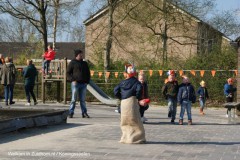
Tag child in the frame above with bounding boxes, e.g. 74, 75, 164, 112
138, 73, 150, 123
224, 78, 237, 117
177, 76, 196, 125
162, 70, 178, 123
114, 64, 146, 144
197, 80, 209, 115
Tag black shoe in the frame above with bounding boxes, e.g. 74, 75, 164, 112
85, 113, 90, 118
68, 114, 73, 118
171, 119, 175, 123
82, 113, 86, 118
5, 102, 8, 106
9, 101, 15, 105
168, 111, 172, 118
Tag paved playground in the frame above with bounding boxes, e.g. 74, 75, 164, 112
0, 103, 240, 160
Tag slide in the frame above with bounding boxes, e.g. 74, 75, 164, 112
87, 80, 118, 106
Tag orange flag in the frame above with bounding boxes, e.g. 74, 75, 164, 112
115, 72, 119, 78
98, 72, 102, 78
234, 70, 238, 76
190, 70, 196, 76
149, 70, 153, 77
200, 70, 205, 77
159, 70, 163, 76
179, 70, 183, 76
90, 70, 94, 77
211, 70, 216, 77
105, 72, 110, 78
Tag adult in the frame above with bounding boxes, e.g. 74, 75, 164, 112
224, 78, 237, 117
114, 64, 146, 144
162, 71, 178, 123
42, 44, 56, 74
67, 49, 90, 118
23, 59, 38, 106
0, 57, 16, 105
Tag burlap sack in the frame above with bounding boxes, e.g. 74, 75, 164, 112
119, 96, 146, 144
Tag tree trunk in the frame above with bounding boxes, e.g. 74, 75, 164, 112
40, 0, 48, 52
104, 0, 114, 82
53, 0, 60, 50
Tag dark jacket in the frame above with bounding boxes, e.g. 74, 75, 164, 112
162, 80, 178, 99
114, 77, 142, 100
67, 59, 90, 83
0, 62, 16, 85
177, 83, 196, 103
197, 87, 209, 100
23, 64, 37, 86
140, 82, 149, 100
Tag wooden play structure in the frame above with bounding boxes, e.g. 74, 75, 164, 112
40, 58, 68, 104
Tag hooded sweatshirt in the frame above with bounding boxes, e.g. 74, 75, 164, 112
114, 77, 142, 100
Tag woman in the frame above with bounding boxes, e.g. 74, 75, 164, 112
114, 64, 146, 144
0, 57, 16, 105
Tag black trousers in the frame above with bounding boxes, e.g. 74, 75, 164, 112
25, 85, 37, 103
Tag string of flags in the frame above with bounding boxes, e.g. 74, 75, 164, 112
90, 70, 238, 78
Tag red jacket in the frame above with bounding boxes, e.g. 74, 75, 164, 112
43, 49, 56, 60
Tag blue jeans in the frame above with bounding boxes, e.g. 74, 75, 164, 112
179, 100, 192, 120
42, 60, 51, 74
4, 85, 14, 103
168, 98, 177, 120
25, 85, 37, 103
199, 98, 205, 109
69, 82, 87, 115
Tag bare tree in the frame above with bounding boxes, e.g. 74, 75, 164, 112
207, 10, 240, 39
48, 0, 83, 48
0, 0, 49, 51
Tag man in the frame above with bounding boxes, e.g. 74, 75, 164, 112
67, 49, 90, 118
23, 59, 38, 106
162, 71, 178, 123
42, 45, 56, 74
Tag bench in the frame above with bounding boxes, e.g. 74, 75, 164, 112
223, 102, 240, 124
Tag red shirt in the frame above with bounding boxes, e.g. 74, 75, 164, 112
43, 49, 56, 60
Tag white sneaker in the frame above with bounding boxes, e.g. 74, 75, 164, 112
141, 117, 145, 123
25, 103, 31, 106
225, 114, 229, 118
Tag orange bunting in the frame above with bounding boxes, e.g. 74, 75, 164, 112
98, 72, 102, 78
149, 70, 153, 77
115, 72, 119, 78
105, 72, 110, 78
234, 70, 238, 76
159, 70, 163, 76
90, 70, 94, 77
200, 70, 205, 77
190, 70, 196, 76
179, 70, 183, 76
211, 70, 216, 77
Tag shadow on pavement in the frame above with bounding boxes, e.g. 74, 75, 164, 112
0, 123, 90, 144
146, 141, 240, 145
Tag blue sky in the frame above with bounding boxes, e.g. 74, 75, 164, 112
216, 0, 240, 12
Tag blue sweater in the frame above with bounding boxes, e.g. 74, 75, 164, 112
114, 77, 142, 100
224, 83, 236, 96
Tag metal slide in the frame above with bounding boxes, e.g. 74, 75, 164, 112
87, 80, 118, 106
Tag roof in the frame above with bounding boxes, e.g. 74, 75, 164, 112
0, 42, 85, 60
83, 1, 231, 41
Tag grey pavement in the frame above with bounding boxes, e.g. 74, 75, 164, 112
0, 102, 240, 160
